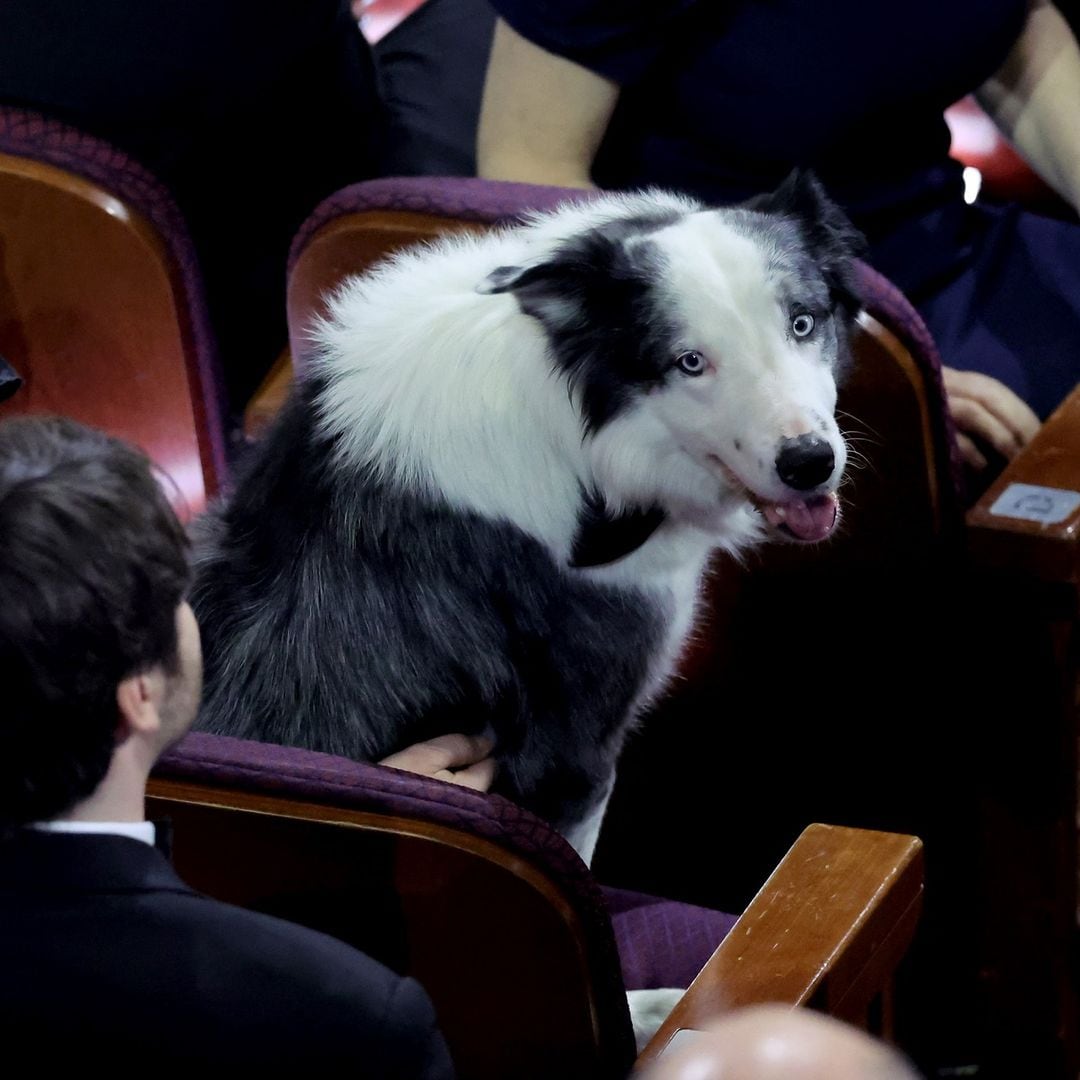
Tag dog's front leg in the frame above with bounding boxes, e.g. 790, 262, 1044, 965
558, 777, 615, 866
493, 722, 621, 867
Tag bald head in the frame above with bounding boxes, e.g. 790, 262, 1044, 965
641, 1006, 922, 1080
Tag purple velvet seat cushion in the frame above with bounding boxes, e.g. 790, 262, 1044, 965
287, 175, 594, 278
0, 106, 228, 483
156, 734, 737, 995
157, 732, 601, 900
601, 885, 739, 991
852, 260, 964, 497
156, 731, 639, 1056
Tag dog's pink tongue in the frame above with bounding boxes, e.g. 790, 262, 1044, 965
762, 492, 839, 542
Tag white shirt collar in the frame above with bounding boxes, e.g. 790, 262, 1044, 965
30, 820, 157, 846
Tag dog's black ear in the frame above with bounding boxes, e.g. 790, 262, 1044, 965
746, 169, 867, 315
477, 264, 540, 294
477, 259, 582, 330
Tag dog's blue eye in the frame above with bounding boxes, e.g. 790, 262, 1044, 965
675, 350, 705, 376
792, 313, 815, 338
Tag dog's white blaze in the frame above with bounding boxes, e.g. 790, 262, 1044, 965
584, 211, 845, 565
643, 213, 847, 501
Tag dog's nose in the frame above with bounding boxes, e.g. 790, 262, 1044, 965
775, 434, 835, 491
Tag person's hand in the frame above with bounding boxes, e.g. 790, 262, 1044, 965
379, 733, 497, 792
942, 367, 1040, 470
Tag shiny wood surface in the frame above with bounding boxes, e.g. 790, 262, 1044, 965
636, 824, 924, 1068
967, 382, 1080, 581
0, 152, 218, 517
243, 344, 293, 442
286, 209, 483, 368
963, 381, 1080, 1073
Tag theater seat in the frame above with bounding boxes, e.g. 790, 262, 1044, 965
148, 732, 924, 1079
0, 107, 228, 518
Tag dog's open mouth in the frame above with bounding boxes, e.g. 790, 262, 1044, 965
715, 460, 840, 542
756, 492, 839, 542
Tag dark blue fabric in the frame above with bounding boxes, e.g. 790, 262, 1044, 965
490, 0, 1026, 228
488, 0, 1080, 421
601, 884, 739, 991
903, 202, 1080, 421
0, 830, 455, 1073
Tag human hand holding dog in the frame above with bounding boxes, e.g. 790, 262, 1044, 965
380, 733, 497, 792
942, 367, 1041, 471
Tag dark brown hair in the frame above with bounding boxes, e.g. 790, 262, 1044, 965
0, 416, 190, 824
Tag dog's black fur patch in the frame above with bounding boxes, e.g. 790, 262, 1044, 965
570, 492, 666, 568
191, 375, 665, 832
192, 180, 860, 844
742, 169, 867, 315
484, 209, 685, 432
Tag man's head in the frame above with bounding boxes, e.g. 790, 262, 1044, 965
0, 416, 199, 826
642, 1005, 923, 1080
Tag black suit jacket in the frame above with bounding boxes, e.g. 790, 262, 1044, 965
0, 830, 454, 1074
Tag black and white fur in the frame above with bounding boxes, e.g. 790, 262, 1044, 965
191, 171, 863, 864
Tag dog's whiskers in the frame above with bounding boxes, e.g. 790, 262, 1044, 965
842, 446, 872, 473
835, 407, 881, 439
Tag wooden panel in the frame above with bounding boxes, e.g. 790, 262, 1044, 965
0, 153, 215, 517
243, 345, 293, 442
147, 777, 924, 1077
636, 824, 924, 1068
967, 382, 1080, 582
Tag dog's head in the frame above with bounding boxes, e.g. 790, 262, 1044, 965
480, 171, 864, 547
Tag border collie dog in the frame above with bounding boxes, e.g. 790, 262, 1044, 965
191, 171, 862, 863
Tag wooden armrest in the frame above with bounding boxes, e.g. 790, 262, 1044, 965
242, 347, 295, 443
635, 824, 924, 1069
967, 382, 1080, 582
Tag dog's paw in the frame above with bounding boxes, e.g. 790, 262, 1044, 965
627, 987, 685, 1053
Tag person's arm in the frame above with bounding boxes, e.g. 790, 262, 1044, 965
476, 17, 618, 187
476, 12, 1042, 471
938, 0, 1075, 468
976, 0, 1080, 212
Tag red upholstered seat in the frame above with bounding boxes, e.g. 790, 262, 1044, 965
0, 107, 228, 518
